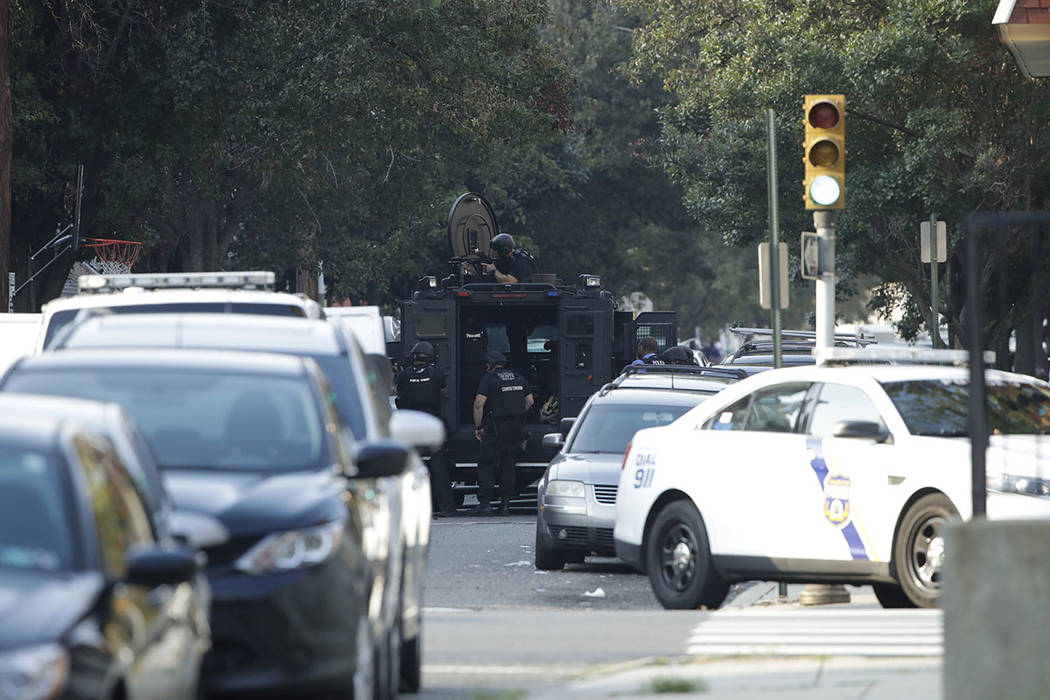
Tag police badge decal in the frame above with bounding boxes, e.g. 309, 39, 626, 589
822, 474, 852, 527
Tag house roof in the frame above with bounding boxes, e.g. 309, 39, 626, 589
995, 0, 1050, 78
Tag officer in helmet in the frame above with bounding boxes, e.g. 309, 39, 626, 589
470, 351, 534, 516
395, 341, 457, 517
480, 233, 535, 284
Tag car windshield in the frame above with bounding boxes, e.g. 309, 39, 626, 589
43, 302, 307, 349
0, 448, 75, 572
3, 369, 327, 471
882, 378, 1050, 436
568, 403, 694, 454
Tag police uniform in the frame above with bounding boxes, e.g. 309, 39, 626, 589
474, 359, 531, 514
494, 251, 535, 284
395, 348, 457, 516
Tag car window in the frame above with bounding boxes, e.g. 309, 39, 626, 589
0, 447, 76, 572
313, 355, 369, 438
4, 368, 328, 472
882, 378, 1050, 436
808, 383, 885, 437
74, 434, 154, 577
568, 403, 695, 454
704, 395, 751, 430
743, 383, 809, 433
43, 302, 307, 349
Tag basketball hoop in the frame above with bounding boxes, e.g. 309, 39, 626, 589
81, 237, 143, 275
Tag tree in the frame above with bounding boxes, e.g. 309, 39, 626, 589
620, 0, 1050, 364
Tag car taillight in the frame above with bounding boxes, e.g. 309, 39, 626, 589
621, 442, 632, 471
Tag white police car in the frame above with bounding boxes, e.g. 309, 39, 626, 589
614, 362, 1050, 609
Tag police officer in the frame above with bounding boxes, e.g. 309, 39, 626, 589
622, 336, 664, 373
395, 342, 457, 517
660, 345, 695, 365
480, 233, 534, 284
470, 351, 534, 516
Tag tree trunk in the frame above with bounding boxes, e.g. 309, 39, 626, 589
0, 0, 10, 312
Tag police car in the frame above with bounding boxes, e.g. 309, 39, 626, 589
614, 360, 1050, 610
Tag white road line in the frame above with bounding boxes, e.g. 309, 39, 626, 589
685, 608, 943, 658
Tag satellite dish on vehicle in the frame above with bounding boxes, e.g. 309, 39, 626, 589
447, 192, 499, 258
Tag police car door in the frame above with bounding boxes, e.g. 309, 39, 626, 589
701, 381, 813, 560
796, 381, 896, 564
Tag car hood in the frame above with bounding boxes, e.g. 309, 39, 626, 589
548, 453, 624, 487
0, 569, 104, 648
163, 468, 348, 539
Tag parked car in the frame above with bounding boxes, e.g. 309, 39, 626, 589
0, 395, 209, 700
0, 313, 41, 374
614, 363, 1050, 610
52, 311, 443, 692
535, 366, 744, 570
36, 271, 324, 352
0, 349, 408, 698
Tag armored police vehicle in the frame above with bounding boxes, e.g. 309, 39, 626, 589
397, 193, 677, 493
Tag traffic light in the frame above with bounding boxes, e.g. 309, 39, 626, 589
802, 94, 845, 210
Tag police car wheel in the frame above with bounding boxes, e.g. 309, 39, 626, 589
894, 493, 958, 608
534, 520, 565, 571
646, 501, 728, 610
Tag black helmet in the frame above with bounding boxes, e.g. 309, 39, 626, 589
484, 350, 507, 366
410, 341, 435, 360
490, 233, 515, 256
661, 345, 692, 365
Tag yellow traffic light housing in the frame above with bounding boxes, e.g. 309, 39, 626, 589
803, 94, 845, 210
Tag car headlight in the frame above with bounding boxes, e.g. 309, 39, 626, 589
235, 520, 344, 575
987, 473, 1050, 498
0, 644, 68, 700
545, 480, 585, 498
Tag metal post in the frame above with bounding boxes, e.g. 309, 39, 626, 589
766, 109, 787, 601
930, 212, 940, 349
802, 207, 849, 606
813, 211, 837, 349
766, 110, 783, 370
965, 220, 987, 518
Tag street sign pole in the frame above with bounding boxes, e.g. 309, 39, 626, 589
766, 110, 783, 371
930, 212, 939, 348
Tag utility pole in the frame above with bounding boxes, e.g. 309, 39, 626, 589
814, 211, 837, 349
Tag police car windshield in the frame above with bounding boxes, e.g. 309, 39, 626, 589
568, 403, 693, 454
2, 368, 328, 472
882, 378, 1050, 436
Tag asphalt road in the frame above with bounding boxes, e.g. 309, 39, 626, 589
418, 513, 746, 698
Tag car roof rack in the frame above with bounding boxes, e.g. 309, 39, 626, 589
598, 364, 748, 395
814, 347, 997, 366
729, 326, 878, 347
77, 271, 276, 294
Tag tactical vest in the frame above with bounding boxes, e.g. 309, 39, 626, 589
642, 354, 666, 365
488, 368, 527, 420
396, 364, 442, 416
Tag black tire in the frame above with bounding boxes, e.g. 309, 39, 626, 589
893, 493, 958, 608
645, 500, 728, 610
399, 632, 421, 694
534, 519, 565, 571
872, 582, 915, 609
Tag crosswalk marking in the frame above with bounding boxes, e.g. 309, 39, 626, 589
685, 608, 943, 657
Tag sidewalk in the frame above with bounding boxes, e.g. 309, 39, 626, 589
534, 583, 942, 700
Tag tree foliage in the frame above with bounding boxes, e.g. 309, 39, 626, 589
11, 0, 572, 307
619, 0, 1050, 363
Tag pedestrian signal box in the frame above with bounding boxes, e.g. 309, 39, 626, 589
803, 94, 845, 210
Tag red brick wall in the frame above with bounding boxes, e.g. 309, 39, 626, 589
1011, 0, 1050, 24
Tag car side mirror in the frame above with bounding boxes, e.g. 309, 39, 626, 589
354, 440, 410, 478
390, 410, 445, 454
125, 544, 201, 586
542, 432, 564, 451
832, 420, 891, 444
559, 417, 576, 437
